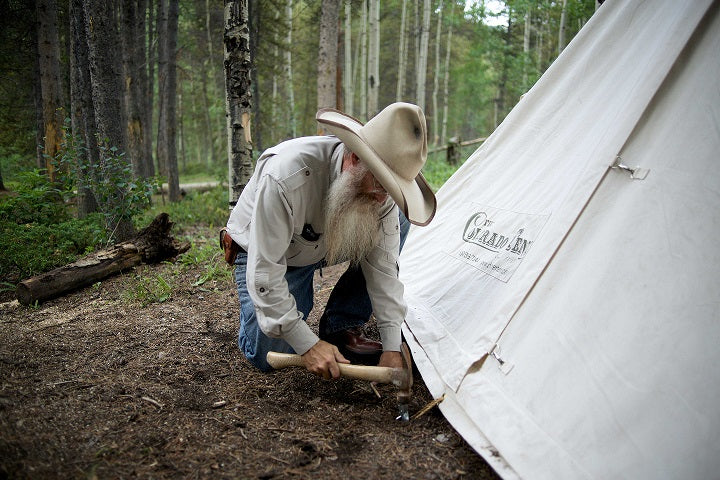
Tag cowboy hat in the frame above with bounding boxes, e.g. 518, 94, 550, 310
316, 102, 436, 226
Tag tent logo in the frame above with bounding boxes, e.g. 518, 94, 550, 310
462, 212, 533, 257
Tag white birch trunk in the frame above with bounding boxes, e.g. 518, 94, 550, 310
558, 0, 568, 54
367, 0, 380, 117
431, 0, 443, 145
416, 0, 431, 110
396, 0, 407, 101
360, 0, 368, 120
523, 8, 531, 88
440, 1, 454, 146
344, 0, 353, 115
285, 0, 296, 137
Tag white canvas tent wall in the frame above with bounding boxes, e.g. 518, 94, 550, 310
399, 0, 720, 478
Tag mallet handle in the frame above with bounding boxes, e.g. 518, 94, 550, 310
266, 352, 397, 384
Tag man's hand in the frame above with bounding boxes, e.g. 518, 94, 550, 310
302, 340, 350, 379
378, 351, 403, 369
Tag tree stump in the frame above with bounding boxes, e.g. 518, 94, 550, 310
446, 136, 461, 165
15, 213, 190, 306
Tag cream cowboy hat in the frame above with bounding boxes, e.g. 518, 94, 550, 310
316, 102, 437, 226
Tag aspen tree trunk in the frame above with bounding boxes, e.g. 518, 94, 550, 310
69, 0, 98, 217
344, 0, 353, 116
558, 0, 568, 54
36, 0, 63, 182
285, 0, 296, 137
359, 0, 367, 120
271, 8, 279, 140
224, 0, 253, 206
440, 1, 453, 146
367, 0, 379, 117
396, 0, 407, 101
416, 0, 430, 110
157, 0, 180, 202
431, 0, 443, 145
523, 7, 531, 89
317, 0, 339, 118
145, 0, 156, 177
83, 0, 134, 241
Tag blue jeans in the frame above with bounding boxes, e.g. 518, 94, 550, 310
235, 211, 410, 371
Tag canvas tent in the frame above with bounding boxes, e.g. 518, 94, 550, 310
399, 0, 720, 478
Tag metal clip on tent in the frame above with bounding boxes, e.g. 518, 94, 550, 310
612, 156, 649, 180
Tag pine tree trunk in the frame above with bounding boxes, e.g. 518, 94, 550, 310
396, 0, 407, 102
157, 0, 180, 202
343, 0, 353, 116
224, 0, 253, 206
36, 0, 63, 182
69, 0, 99, 217
83, 0, 135, 242
121, 0, 149, 180
416, 0, 430, 110
431, 0, 443, 145
145, 0, 156, 177
317, 0, 339, 116
367, 0, 379, 117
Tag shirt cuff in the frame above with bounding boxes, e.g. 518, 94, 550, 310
379, 325, 402, 352
282, 320, 320, 355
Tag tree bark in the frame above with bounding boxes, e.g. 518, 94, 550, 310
558, 0, 568, 54
367, 0, 379, 116
439, 1, 453, 146
431, 0, 443, 145
36, 0, 63, 182
16, 213, 190, 306
83, 0, 135, 242
317, 0, 339, 117
416, 0, 430, 110
121, 0, 150, 179
224, 0, 253, 206
69, 0, 99, 217
395, 0, 407, 102
285, 0, 296, 138
156, 0, 180, 201
359, 0, 367, 120
343, 0, 353, 116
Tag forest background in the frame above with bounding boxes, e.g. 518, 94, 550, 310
0, 0, 597, 286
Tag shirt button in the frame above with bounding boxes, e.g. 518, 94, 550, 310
259, 287, 265, 293
305, 170, 310, 176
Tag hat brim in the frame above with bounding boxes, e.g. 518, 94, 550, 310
317, 109, 436, 226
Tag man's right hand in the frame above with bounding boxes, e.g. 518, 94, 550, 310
301, 340, 349, 379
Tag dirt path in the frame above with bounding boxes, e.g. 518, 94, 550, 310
0, 230, 499, 479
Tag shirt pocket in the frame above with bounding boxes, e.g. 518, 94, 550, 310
254, 271, 271, 298
286, 233, 325, 266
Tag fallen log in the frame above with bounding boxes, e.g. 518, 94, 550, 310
15, 213, 190, 306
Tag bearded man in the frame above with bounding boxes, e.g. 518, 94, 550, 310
223, 103, 436, 379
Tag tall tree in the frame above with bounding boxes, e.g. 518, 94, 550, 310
83, 0, 134, 241
36, 0, 63, 182
416, 0, 430, 110
395, 0, 408, 101
343, 0, 353, 116
121, 0, 152, 179
367, 0, 379, 116
431, 0, 444, 145
224, 0, 253, 206
359, 0, 367, 120
157, 0, 180, 201
558, 0, 568, 54
439, 0, 454, 146
69, 0, 98, 217
317, 0, 339, 118
285, 0, 296, 137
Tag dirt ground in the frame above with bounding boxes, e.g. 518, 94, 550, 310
0, 227, 500, 479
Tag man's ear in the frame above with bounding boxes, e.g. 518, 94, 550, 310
341, 150, 361, 171
349, 152, 361, 166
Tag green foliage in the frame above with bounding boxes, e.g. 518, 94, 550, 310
124, 273, 174, 306
54, 126, 159, 243
135, 185, 229, 233
0, 169, 69, 224
0, 213, 107, 283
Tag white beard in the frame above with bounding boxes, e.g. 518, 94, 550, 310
324, 164, 381, 267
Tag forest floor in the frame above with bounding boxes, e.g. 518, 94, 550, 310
0, 226, 500, 479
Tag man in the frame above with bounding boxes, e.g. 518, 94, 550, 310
223, 102, 436, 379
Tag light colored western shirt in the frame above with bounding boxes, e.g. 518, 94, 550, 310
226, 135, 406, 355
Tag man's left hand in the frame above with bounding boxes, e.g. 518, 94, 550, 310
378, 351, 403, 369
